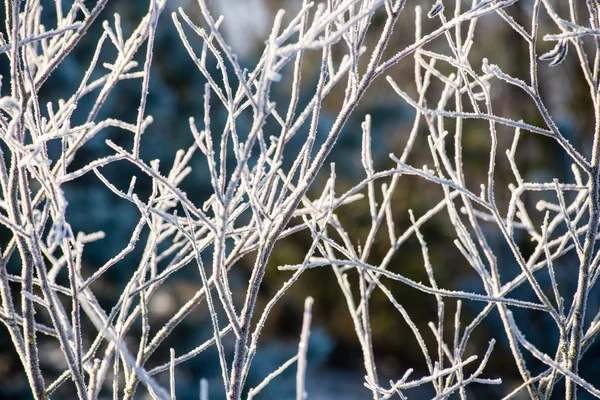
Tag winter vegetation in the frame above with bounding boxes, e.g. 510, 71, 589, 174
1, 0, 600, 399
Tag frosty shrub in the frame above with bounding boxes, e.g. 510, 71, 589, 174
1, 0, 599, 399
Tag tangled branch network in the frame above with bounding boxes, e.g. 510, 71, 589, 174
0, 0, 599, 398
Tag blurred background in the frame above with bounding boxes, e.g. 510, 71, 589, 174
1, 0, 599, 398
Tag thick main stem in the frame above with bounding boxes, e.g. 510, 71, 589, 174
565, 91, 600, 399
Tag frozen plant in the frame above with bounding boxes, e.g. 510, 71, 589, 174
0, 0, 599, 399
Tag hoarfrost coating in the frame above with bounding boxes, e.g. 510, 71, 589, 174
0, 0, 599, 399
